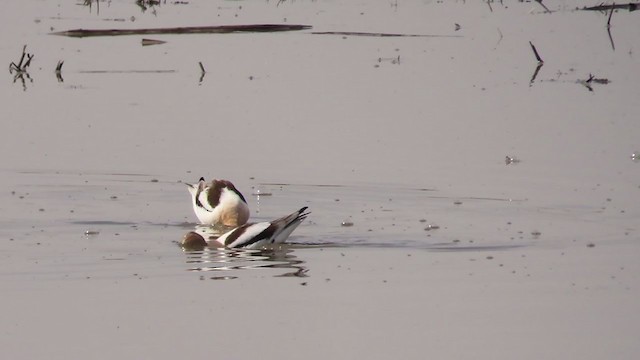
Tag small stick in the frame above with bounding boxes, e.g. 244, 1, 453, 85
17, 45, 27, 68
529, 41, 544, 64
198, 62, 206, 83
10, 45, 33, 73
55, 60, 64, 82
607, 2, 615, 29
535, 0, 551, 13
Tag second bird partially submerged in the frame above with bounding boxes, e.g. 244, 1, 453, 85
184, 177, 309, 249
182, 206, 310, 249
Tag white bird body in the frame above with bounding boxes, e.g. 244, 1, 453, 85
181, 207, 310, 249
186, 178, 250, 227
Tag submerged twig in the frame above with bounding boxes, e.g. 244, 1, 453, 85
52, 24, 311, 38
529, 41, 544, 64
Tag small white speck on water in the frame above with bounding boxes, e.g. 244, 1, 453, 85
505, 155, 521, 165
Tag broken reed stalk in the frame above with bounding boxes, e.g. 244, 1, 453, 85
535, 0, 551, 13
198, 62, 206, 74
9, 45, 34, 73
55, 61, 64, 83
52, 24, 311, 38
581, 2, 637, 12
529, 41, 544, 64
607, 2, 615, 28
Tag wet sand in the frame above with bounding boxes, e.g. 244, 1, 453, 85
1, 0, 640, 359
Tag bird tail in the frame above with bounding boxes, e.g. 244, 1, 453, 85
273, 207, 310, 244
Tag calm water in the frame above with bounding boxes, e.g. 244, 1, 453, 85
1, 2, 639, 359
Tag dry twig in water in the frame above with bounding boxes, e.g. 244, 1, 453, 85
9, 45, 34, 73
535, 0, 551, 13
52, 24, 311, 38
529, 41, 544, 64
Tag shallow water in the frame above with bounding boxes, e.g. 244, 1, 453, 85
2, 1, 640, 359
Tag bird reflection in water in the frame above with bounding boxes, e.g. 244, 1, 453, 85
180, 229, 308, 279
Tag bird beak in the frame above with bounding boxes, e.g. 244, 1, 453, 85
186, 182, 197, 196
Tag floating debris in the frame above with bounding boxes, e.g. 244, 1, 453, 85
210, 276, 238, 280
529, 41, 544, 64
52, 24, 312, 38
424, 224, 440, 231
141, 38, 166, 46
9, 45, 34, 73
84, 230, 100, 236
581, 3, 638, 12
587, 243, 596, 248
579, 74, 611, 92
55, 60, 64, 82
505, 155, 521, 165
341, 221, 354, 227
535, 0, 551, 13
631, 152, 639, 162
